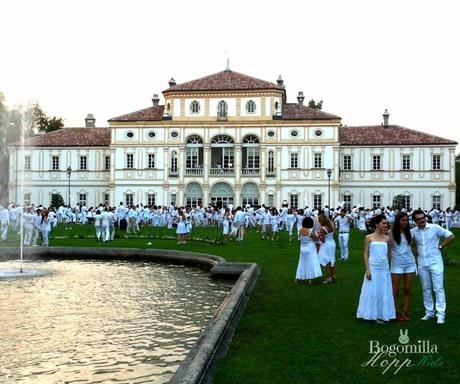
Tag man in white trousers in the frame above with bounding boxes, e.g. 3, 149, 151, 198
0, 205, 9, 241
334, 209, 353, 261
411, 210, 455, 325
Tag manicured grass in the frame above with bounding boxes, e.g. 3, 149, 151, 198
2, 225, 459, 384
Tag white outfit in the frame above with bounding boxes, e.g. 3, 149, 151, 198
295, 228, 322, 280
317, 227, 336, 267
176, 216, 188, 234
0, 208, 9, 241
334, 215, 351, 260
390, 233, 417, 274
356, 242, 396, 321
357, 212, 367, 232
411, 224, 453, 319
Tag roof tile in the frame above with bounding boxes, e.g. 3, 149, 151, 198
109, 105, 164, 122
15, 128, 111, 147
281, 103, 341, 120
339, 125, 457, 145
164, 70, 283, 92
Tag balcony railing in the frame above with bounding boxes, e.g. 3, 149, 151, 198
266, 168, 276, 177
169, 169, 179, 177
242, 168, 260, 176
210, 168, 235, 176
185, 168, 203, 176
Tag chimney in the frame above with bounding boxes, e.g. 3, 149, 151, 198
277, 75, 284, 87
85, 113, 95, 128
382, 109, 390, 127
297, 91, 305, 105
152, 94, 160, 107
168, 77, 176, 87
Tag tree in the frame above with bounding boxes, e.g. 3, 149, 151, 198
0, 94, 35, 204
392, 194, 406, 211
33, 103, 64, 133
456, 154, 460, 209
51, 193, 65, 209
308, 99, 323, 110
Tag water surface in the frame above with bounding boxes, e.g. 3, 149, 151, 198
0, 259, 232, 383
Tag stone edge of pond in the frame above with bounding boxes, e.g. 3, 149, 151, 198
0, 246, 260, 384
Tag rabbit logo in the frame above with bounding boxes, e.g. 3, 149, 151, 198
398, 329, 409, 344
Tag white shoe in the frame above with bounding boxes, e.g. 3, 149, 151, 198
437, 317, 445, 325
421, 314, 435, 321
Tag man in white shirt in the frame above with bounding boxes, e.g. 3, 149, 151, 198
411, 210, 455, 324
334, 209, 353, 261
234, 206, 247, 241
0, 205, 9, 241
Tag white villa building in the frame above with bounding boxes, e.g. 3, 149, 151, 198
8, 69, 458, 210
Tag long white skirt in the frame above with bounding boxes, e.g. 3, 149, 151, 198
296, 244, 322, 280
356, 267, 396, 321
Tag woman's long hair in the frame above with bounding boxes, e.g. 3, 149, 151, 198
392, 212, 412, 245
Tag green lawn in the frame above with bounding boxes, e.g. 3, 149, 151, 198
2, 224, 459, 384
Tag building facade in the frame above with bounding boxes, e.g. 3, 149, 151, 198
9, 70, 458, 210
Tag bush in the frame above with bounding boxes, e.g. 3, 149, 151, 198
50, 193, 65, 209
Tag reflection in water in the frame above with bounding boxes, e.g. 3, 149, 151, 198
0, 260, 232, 383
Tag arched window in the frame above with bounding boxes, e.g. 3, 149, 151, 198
242, 182, 259, 206
170, 151, 178, 173
313, 192, 322, 210
246, 100, 256, 113
211, 135, 234, 144
242, 135, 259, 144
186, 135, 203, 169
242, 135, 260, 170
268, 151, 275, 173
217, 100, 228, 120
190, 100, 200, 114
185, 182, 203, 207
186, 135, 203, 144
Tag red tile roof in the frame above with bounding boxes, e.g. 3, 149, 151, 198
109, 105, 164, 122
13, 128, 111, 147
164, 70, 284, 92
339, 125, 457, 145
281, 103, 341, 120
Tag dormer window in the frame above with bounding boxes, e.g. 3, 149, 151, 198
246, 100, 256, 113
217, 100, 228, 120
190, 100, 200, 114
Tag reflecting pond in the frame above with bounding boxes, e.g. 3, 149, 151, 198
0, 259, 232, 383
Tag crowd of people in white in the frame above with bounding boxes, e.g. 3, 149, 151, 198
1, 202, 459, 246
0, 201, 457, 324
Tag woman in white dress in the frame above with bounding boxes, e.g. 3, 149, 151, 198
357, 214, 395, 323
295, 217, 322, 284
270, 207, 280, 241
390, 212, 416, 321
286, 209, 296, 242
357, 209, 367, 232
176, 208, 188, 244
222, 208, 232, 239
317, 213, 336, 284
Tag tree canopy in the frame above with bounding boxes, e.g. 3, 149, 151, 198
33, 103, 64, 133
308, 99, 323, 110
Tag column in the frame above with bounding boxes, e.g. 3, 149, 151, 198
235, 144, 242, 184
163, 149, 169, 182
276, 146, 282, 182
178, 147, 185, 183
204, 146, 210, 183
260, 145, 266, 182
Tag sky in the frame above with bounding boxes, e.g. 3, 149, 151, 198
1, 0, 459, 152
